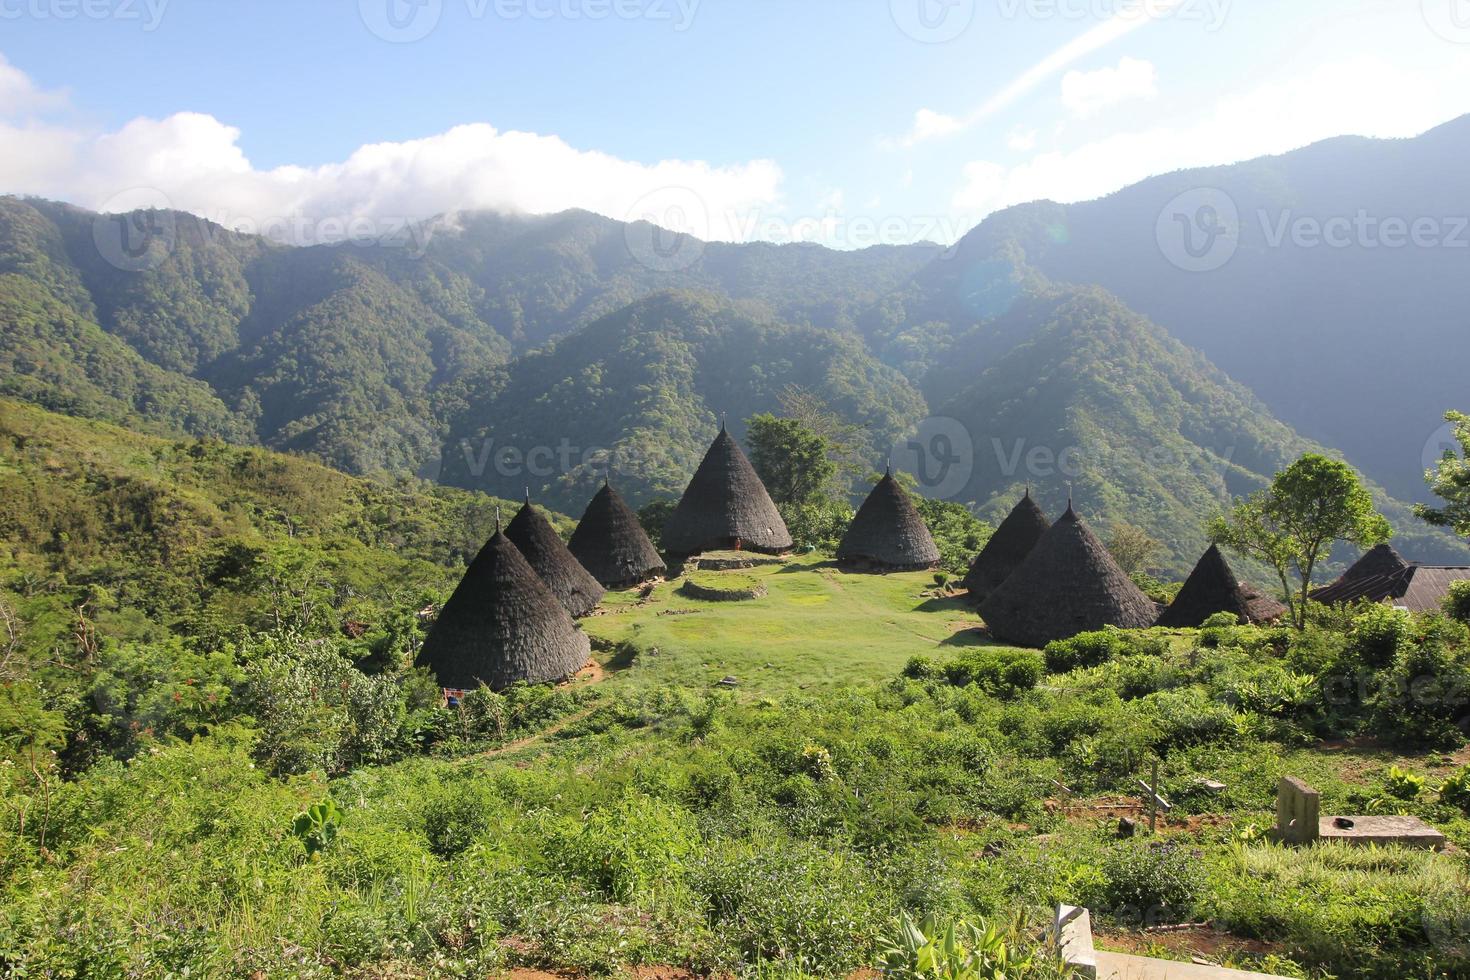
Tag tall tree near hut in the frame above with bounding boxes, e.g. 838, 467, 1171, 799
1211, 454, 1391, 628
1417, 410, 1470, 537
746, 413, 838, 507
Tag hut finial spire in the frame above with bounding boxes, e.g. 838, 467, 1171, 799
495, 505, 502, 532
525, 486, 531, 505
719, 412, 726, 434
885, 457, 892, 477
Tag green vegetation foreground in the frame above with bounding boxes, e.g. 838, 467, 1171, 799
4, 400, 1470, 978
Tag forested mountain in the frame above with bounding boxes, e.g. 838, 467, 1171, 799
4, 118, 1470, 575
968, 114, 1470, 501
439, 290, 929, 512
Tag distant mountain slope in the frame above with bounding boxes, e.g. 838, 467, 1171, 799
0, 197, 935, 479
932, 284, 1467, 569
967, 114, 1470, 500
440, 291, 929, 513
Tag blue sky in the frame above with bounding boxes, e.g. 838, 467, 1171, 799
3, 0, 1469, 246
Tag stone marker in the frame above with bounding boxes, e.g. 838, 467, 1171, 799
1275, 776, 1446, 850
1274, 776, 1320, 845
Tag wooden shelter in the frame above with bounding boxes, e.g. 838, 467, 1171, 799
1156, 544, 1287, 627
961, 490, 1050, 603
979, 504, 1157, 648
662, 424, 792, 557
836, 467, 940, 571
416, 527, 590, 692
568, 480, 667, 589
504, 494, 605, 618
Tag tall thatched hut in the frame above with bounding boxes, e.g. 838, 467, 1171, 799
568, 481, 667, 589
663, 425, 792, 557
978, 504, 1157, 648
961, 490, 1050, 603
416, 527, 590, 692
836, 468, 940, 571
1157, 544, 1287, 627
505, 495, 605, 618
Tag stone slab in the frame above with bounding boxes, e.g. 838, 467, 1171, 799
1055, 904, 1097, 978
1318, 814, 1447, 850
1096, 952, 1292, 979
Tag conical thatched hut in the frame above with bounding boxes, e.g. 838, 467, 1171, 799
663, 425, 793, 557
961, 490, 1050, 603
1157, 544, 1287, 627
505, 495, 605, 618
1323, 543, 1411, 591
836, 467, 940, 571
568, 481, 667, 589
416, 528, 590, 692
978, 504, 1158, 648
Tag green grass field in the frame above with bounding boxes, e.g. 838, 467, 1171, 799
583, 555, 1006, 693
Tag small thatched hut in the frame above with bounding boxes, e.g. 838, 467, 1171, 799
1157, 544, 1287, 627
961, 490, 1050, 603
978, 504, 1157, 648
505, 495, 605, 618
568, 481, 667, 589
416, 527, 590, 692
836, 467, 940, 571
663, 424, 793, 557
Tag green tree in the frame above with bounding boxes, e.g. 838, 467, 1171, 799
746, 413, 838, 507
1106, 522, 1162, 576
1417, 410, 1470, 537
1211, 454, 1391, 628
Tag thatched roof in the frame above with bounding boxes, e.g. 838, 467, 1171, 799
505, 495, 605, 618
416, 528, 590, 691
663, 425, 792, 556
1311, 543, 1470, 612
978, 504, 1158, 648
836, 468, 940, 571
962, 490, 1050, 602
1330, 543, 1411, 588
568, 481, 667, 589
1157, 544, 1287, 627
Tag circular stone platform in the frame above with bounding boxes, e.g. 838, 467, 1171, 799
679, 571, 768, 601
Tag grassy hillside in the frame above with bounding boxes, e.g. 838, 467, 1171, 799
4, 402, 1470, 979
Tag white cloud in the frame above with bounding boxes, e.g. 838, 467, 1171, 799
1006, 128, 1039, 152
953, 56, 1470, 217
0, 62, 782, 244
893, 0, 1190, 147
1061, 56, 1158, 117
0, 54, 69, 116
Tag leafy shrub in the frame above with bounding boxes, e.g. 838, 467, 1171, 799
291, 797, 342, 859
1201, 612, 1242, 629
943, 650, 1044, 697
693, 838, 889, 972
422, 779, 501, 858
876, 912, 1063, 980
903, 655, 942, 681
1095, 842, 1204, 925
1350, 605, 1413, 668
1444, 581, 1470, 624
1383, 765, 1425, 801
1372, 625, 1470, 749
552, 796, 698, 901
1440, 766, 1470, 812
1044, 631, 1125, 673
